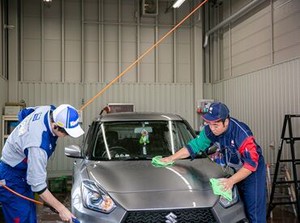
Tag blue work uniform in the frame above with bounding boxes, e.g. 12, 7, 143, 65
0, 105, 57, 223
186, 118, 266, 223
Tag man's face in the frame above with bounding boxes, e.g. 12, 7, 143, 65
52, 124, 69, 137
207, 119, 228, 136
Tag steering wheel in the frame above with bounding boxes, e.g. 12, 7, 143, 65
102, 146, 130, 158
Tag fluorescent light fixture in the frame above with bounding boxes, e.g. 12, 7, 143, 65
172, 0, 186, 8
43, 0, 52, 2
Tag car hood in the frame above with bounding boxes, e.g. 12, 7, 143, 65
85, 158, 227, 210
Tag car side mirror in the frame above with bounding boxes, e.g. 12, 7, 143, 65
65, 145, 83, 158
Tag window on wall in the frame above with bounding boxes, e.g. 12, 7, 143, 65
1, 0, 8, 79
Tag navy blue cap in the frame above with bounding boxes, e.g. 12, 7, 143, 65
202, 102, 230, 122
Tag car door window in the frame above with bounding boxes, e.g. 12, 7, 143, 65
83, 122, 100, 158
172, 121, 195, 152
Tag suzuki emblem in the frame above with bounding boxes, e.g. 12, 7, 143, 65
165, 212, 177, 223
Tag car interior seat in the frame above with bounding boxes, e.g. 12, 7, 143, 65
105, 131, 119, 148
94, 131, 118, 158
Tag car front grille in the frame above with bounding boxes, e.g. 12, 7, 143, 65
123, 208, 217, 223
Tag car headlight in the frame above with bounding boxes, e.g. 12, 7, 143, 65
219, 186, 239, 208
81, 180, 116, 213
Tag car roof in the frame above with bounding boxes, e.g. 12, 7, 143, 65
95, 112, 184, 122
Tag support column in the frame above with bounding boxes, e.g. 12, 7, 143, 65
8, 0, 19, 102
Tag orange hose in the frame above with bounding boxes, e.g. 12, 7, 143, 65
79, 0, 208, 112
0, 182, 43, 205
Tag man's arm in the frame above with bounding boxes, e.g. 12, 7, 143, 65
161, 128, 212, 162
161, 147, 190, 162
39, 189, 75, 221
27, 147, 74, 222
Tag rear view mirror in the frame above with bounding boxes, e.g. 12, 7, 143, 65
134, 127, 153, 134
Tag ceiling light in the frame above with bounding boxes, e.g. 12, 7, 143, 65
172, 0, 186, 8
43, 0, 52, 2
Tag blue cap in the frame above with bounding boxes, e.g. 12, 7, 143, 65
202, 102, 229, 122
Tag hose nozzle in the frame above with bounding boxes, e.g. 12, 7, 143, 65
0, 179, 6, 186
72, 218, 80, 223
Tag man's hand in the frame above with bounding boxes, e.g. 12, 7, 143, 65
219, 178, 234, 191
57, 206, 75, 222
160, 147, 190, 163
160, 156, 173, 163
39, 189, 75, 222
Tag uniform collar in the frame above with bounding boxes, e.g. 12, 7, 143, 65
45, 111, 56, 137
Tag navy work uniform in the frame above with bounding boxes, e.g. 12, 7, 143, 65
187, 112, 266, 222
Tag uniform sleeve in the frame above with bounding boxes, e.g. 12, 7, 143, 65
186, 129, 212, 159
239, 136, 259, 172
27, 147, 48, 192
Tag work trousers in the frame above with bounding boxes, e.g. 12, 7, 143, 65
237, 155, 266, 223
0, 161, 37, 223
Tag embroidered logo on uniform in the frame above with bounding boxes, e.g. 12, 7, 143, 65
209, 107, 213, 114
231, 140, 235, 147
32, 113, 42, 121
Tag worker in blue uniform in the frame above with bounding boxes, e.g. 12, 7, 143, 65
161, 102, 266, 223
0, 104, 84, 223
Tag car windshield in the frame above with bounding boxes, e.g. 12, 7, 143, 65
91, 120, 195, 160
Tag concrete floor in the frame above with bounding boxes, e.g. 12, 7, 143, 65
36, 204, 300, 223
39, 194, 298, 223
0, 194, 299, 222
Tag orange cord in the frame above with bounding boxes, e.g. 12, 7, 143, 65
79, 0, 209, 112
0, 182, 43, 205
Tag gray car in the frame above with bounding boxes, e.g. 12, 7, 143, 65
65, 112, 248, 223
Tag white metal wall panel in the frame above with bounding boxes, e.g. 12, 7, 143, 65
19, 0, 196, 85
273, 0, 300, 63
210, 58, 300, 166
82, 82, 194, 127
229, 2, 272, 76
208, 0, 300, 81
18, 81, 193, 176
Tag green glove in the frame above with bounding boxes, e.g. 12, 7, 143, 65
209, 178, 232, 201
151, 156, 174, 167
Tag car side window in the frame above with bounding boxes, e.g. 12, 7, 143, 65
172, 122, 195, 152
93, 128, 106, 158
83, 122, 100, 158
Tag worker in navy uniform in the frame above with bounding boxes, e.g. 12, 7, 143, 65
162, 102, 266, 223
0, 104, 84, 223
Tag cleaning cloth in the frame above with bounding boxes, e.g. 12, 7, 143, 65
209, 178, 232, 201
151, 156, 174, 167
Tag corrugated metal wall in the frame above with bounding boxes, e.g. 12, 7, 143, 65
207, 0, 300, 81
19, 0, 197, 84
208, 57, 300, 166
18, 82, 194, 176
